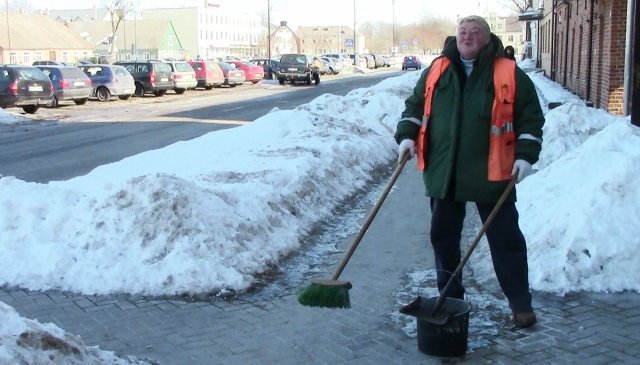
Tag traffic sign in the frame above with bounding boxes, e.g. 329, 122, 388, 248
413, 38, 418, 45
401, 42, 408, 49
345, 38, 354, 48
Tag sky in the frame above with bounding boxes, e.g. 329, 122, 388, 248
2, 59, 639, 361
29, 0, 513, 26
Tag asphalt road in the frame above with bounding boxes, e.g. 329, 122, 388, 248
0, 70, 404, 183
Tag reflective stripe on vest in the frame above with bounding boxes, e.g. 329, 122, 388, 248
418, 57, 516, 182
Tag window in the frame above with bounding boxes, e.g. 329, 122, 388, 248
35, 52, 43, 61
10, 52, 17, 63
23, 52, 30, 64
168, 35, 173, 47
62, 52, 69, 63
73, 52, 79, 62
200, 30, 203, 39
126, 53, 132, 60
83, 52, 89, 60
508, 35, 514, 42
498, 23, 502, 30
143, 52, 150, 60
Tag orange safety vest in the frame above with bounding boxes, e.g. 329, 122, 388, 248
417, 57, 516, 181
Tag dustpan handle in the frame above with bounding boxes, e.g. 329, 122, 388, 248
433, 175, 518, 312
331, 154, 410, 280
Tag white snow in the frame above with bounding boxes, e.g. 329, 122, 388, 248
1, 57, 638, 361
0, 109, 31, 125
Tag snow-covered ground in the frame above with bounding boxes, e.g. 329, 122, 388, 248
1, 58, 637, 361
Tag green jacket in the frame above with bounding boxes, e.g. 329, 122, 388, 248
394, 34, 544, 203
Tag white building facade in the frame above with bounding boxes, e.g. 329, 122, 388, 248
143, 1, 261, 60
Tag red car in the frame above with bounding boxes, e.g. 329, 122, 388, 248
227, 61, 263, 84
187, 61, 224, 90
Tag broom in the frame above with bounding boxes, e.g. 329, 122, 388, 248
297, 154, 410, 309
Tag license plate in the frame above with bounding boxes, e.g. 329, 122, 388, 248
123, 89, 131, 94
256, 74, 262, 77
161, 77, 168, 82
288, 68, 297, 71
74, 81, 84, 86
29, 86, 43, 91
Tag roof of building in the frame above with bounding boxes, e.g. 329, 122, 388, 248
68, 19, 178, 52
0, 12, 93, 50
47, 8, 112, 23
295, 26, 361, 38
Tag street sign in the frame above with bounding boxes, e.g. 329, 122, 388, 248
391, 47, 398, 53
413, 38, 418, 45
401, 42, 408, 49
345, 38, 354, 48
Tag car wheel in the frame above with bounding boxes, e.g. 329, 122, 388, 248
278, 78, 285, 85
204, 85, 213, 90
96, 86, 111, 102
329, 68, 334, 75
229, 84, 237, 88
153, 90, 166, 97
134, 84, 144, 97
174, 88, 186, 94
251, 80, 259, 84
22, 105, 39, 114
74, 98, 88, 105
46, 95, 59, 108
118, 95, 131, 100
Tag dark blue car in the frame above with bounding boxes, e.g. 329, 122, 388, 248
402, 56, 422, 71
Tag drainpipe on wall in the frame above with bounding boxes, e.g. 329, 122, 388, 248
623, 0, 636, 116
563, 2, 570, 87
551, 2, 557, 81
585, 0, 595, 101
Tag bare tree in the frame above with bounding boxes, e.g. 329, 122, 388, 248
0, 0, 36, 13
100, 0, 138, 59
498, 0, 533, 15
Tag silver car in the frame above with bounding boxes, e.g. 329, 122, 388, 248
320, 57, 343, 74
162, 60, 197, 94
80, 64, 135, 101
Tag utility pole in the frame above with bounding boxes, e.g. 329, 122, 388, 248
267, 0, 271, 79
353, 0, 356, 56
392, 0, 395, 54
6, 0, 11, 63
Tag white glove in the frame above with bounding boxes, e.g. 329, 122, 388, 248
398, 139, 416, 163
511, 159, 532, 183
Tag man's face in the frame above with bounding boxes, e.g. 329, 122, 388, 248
456, 21, 491, 60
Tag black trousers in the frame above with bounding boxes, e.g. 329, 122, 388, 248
429, 195, 533, 311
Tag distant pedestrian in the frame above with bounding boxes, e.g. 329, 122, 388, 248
196, 55, 202, 61
504, 45, 516, 60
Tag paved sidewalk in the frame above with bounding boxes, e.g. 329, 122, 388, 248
2, 166, 640, 364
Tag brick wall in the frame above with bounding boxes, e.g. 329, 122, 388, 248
552, 0, 627, 116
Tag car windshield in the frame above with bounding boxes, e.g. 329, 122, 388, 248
18, 68, 49, 81
153, 63, 172, 72
175, 62, 193, 72
280, 54, 307, 65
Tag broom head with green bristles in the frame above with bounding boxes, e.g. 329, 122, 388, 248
297, 279, 353, 309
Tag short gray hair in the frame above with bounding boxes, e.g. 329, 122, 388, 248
457, 15, 491, 35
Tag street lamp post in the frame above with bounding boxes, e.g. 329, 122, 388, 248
267, 0, 271, 79
6, 0, 11, 63
353, 0, 356, 56
392, 0, 395, 54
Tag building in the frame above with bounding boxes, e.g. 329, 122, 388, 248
295, 26, 365, 55
69, 19, 184, 62
0, 12, 93, 64
537, 0, 629, 116
487, 14, 523, 56
47, 6, 114, 23
143, 1, 261, 59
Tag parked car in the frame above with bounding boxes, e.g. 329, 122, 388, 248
0, 65, 53, 113
216, 62, 246, 87
79, 64, 135, 102
320, 53, 351, 68
362, 54, 376, 69
277, 53, 316, 85
250, 58, 280, 79
114, 60, 174, 97
36, 65, 93, 107
32, 60, 75, 67
227, 61, 263, 84
162, 60, 197, 94
320, 57, 342, 74
187, 60, 224, 90
349, 54, 368, 69
402, 55, 422, 70
381, 55, 394, 67
370, 54, 385, 68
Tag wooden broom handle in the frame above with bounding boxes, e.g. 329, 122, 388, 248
331, 154, 410, 280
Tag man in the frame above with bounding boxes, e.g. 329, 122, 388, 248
394, 15, 544, 329
504, 45, 516, 60
311, 57, 323, 85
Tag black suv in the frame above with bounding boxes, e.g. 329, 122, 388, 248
0, 65, 53, 113
277, 54, 316, 85
114, 60, 174, 97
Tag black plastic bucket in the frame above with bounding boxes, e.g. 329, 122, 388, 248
399, 296, 471, 357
